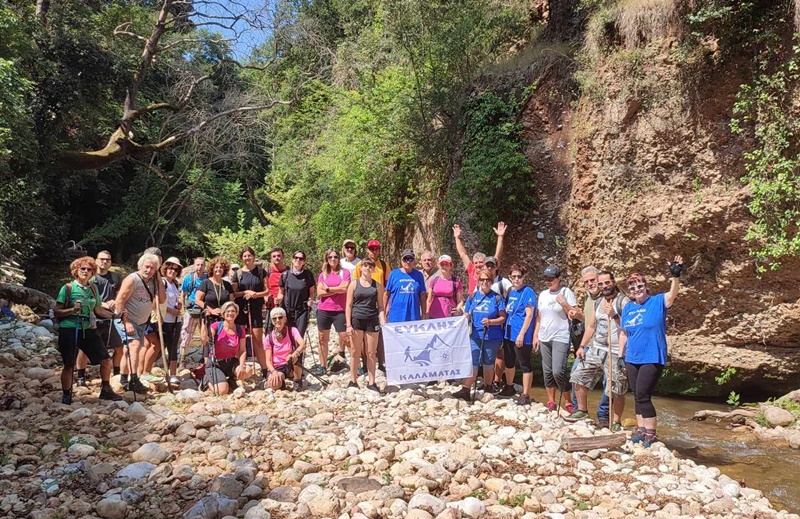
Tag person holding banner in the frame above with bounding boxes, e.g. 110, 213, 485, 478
426, 255, 464, 319
345, 258, 386, 391
452, 273, 507, 401
384, 249, 428, 323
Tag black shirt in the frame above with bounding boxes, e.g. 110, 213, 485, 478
234, 267, 266, 311
97, 271, 122, 300
279, 269, 315, 311
199, 278, 233, 309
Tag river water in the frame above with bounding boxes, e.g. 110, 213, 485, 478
522, 388, 800, 513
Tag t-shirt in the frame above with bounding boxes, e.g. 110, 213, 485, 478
56, 281, 100, 330
592, 294, 630, 355
97, 271, 122, 300
505, 285, 537, 344
164, 280, 182, 324
422, 267, 440, 288
385, 268, 426, 322
354, 258, 390, 286
264, 327, 302, 367
317, 269, 351, 312
583, 294, 600, 330
210, 321, 244, 360
466, 263, 478, 294
341, 257, 361, 277
181, 272, 208, 306
199, 278, 233, 309
621, 293, 667, 364
536, 287, 577, 343
464, 290, 506, 341
473, 275, 512, 297
93, 275, 112, 305
267, 264, 287, 300
428, 276, 462, 319
280, 269, 316, 311
234, 267, 266, 313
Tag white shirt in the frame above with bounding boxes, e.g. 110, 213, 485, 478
341, 257, 361, 277
537, 287, 577, 343
164, 281, 182, 323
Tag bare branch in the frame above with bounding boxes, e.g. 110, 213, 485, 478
114, 22, 149, 43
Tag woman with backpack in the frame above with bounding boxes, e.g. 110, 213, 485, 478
231, 246, 269, 375
345, 258, 386, 391
316, 248, 351, 374
451, 271, 507, 401
160, 257, 184, 387
503, 264, 538, 405
204, 301, 249, 395
277, 250, 316, 337
263, 307, 307, 391
54, 256, 122, 404
533, 264, 579, 412
195, 256, 234, 347
426, 255, 464, 319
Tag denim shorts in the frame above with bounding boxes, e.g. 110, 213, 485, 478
113, 320, 149, 343
469, 333, 502, 368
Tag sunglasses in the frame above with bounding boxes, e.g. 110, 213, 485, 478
272, 316, 285, 322
167, 266, 180, 271
439, 262, 451, 266
368, 247, 380, 251
479, 278, 492, 283
328, 255, 339, 260
232, 268, 239, 271
344, 246, 355, 250
628, 283, 646, 291
78, 267, 93, 272
293, 256, 305, 261
509, 274, 523, 279
402, 257, 415, 262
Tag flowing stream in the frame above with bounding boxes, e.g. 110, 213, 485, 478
522, 387, 800, 513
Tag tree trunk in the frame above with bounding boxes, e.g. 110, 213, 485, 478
0, 283, 56, 311
561, 433, 626, 452
35, 0, 49, 26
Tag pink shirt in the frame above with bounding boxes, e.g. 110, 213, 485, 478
428, 276, 463, 319
210, 322, 245, 360
317, 269, 351, 312
264, 327, 302, 367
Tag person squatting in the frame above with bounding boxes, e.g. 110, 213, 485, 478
58, 226, 684, 448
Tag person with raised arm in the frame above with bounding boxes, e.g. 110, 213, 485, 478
452, 222, 507, 293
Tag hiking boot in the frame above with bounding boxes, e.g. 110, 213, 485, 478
611, 422, 622, 432
517, 395, 531, 406
292, 380, 303, 392
367, 384, 381, 393
498, 385, 516, 397
546, 400, 557, 411
565, 409, 590, 423
452, 386, 471, 402
597, 416, 610, 429
76, 377, 86, 388
61, 393, 72, 405
127, 378, 149, 394
642, 434, 660, 448
98, 385, 123, 401
631, 427, 647, 443
347, 381, 359, 389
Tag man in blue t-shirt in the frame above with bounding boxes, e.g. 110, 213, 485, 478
384, 249, 428, 323
178, 257, 208, 366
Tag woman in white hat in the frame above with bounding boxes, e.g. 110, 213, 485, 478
161, 257, 184, 386
425, 254, 464, 319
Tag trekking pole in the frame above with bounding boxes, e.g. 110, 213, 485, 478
608, 340, 614, 428
247, 300, 257, 382
556, 346, 570, 420
68, 311, 81, 403
155, 299, 173, 394
471, 328, 488, 404
304, 327, 321, 374
301, 328, 330, 387
208, 318, 219, 396
120, 318, 137, 403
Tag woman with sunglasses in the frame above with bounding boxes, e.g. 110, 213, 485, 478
503, 265, 537, 405
204, 301, 248, 395
345, 258, 386, 390
231, 246, 269, 372
426, 254, 464, 319
278, 251, 316, 337
160, 257, 184, 386
264, 307, 306, 391
452, 272, 507, 401
195, 256, 234, 346
316, 248, 351, 373
341, 239, 361, 277
619, 255, 683, 447
533, 264, 578, 412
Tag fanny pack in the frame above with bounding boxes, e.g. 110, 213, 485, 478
186, 307, 203, 318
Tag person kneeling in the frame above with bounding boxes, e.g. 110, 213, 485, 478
204, 302, 249, 395
263, 307, 306, 392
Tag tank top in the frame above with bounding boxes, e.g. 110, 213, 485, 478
164, 280, 182, 324
352, 279, 378, 319
125, 273, 156, 325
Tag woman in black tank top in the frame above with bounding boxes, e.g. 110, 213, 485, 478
345, 258, 386, 391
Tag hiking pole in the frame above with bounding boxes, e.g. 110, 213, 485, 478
556, 346, 571, 420
304, 327, 322, 375
155, 299, 173, 394
471, 328, 488, 404
68, 308, 82, 403
208, 317, 219, 396
300, 328, 330, 386
247, 300, 257, 383
120, 319, 137, 403
608, 340, 614, 429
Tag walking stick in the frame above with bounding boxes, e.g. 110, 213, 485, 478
556, 345, 570, 419
471, 328, 488, 404
154, 297, 173, 394
247, 300, 257, 381
120, 319, 137, 403
68, 312, 82, 403
302, 328, 330, 386
608, 340, 614, 428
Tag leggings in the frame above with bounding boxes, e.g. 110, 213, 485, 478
626, 362, 663, 418
286, 308, 310, 337
540, 340, 571, 392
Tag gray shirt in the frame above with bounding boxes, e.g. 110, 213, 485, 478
124, 273, 156, 325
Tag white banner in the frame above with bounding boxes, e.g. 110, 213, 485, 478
382, 316, 472, 385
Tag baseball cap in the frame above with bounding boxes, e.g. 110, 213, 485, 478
164, 257, 183, 268
543, 265, 561, 278
485, 256, 498, 266
401, 248, 415, 259
438, 254, 452, 264
367, 239, 381, 249
343, 239, 356, 248
231, 263, 240, 270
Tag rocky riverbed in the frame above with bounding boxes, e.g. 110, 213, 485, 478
0, 319, 798, 519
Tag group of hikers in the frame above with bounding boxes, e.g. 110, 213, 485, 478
55, 221, 683, 448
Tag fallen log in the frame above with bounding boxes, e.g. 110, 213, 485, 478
0, 283, 56, 312
692, 409, 757, 422
561, 433, 626, 452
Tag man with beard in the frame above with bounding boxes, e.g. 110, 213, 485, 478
567, 270, 630, 430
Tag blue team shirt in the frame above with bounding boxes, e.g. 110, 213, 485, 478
621, 292, 668, 364
385, 268, 427, 323
181, 272, 209, 306
504, 285, 537, 344
464, 290, 506, 341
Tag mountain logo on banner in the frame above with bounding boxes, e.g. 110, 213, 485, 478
403, 335, 450, 366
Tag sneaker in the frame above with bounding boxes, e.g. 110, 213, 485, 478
292, 380, 303, 392
498, 385, 516, 397
565, 409, 590, 423
546, 401, 557, 411
564, 402, 574, 413
642, 434, 660, 448
312, 364, 325, 375
452, 386, 471, 402
76, 377, 86, 388
611, 422, 622, 432
347, 381, 359, 389
61, 393, 72, 405
517, 395, 531, 406
367, 384, 380, 393
98, 386, 123, 401
169, 375, 180, 386
597, 416, 610, 429
631, 427, 647, 443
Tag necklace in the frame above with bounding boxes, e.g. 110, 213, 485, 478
211, 278, 223, 305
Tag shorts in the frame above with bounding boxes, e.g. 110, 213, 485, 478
570, 345, 628, 395
235, 301, 265, 329
469, 332, 502, 368
96, 319, 122, 349
352, 315, 380, 332
317, 310, 346, 332
113, 320, 149, 343
205, 357, 238, 387
58, 327, 110, 368
503, 339, 534, 373
270, 364, 292, 377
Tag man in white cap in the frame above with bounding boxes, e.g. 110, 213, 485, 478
341, 239, 361, 277
225, 263, 240, 283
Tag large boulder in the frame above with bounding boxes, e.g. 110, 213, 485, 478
763, 406, 795, 428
